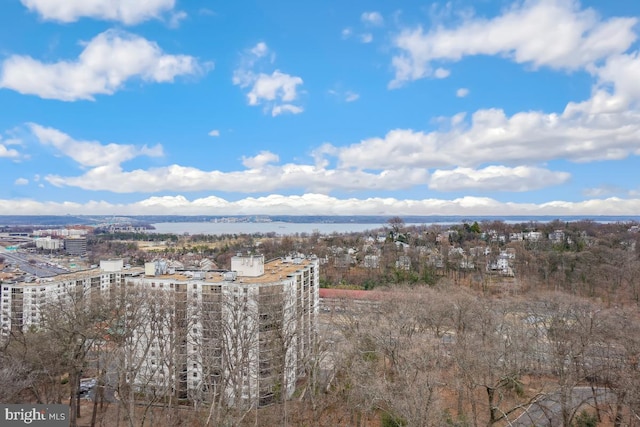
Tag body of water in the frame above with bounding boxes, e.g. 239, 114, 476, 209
149, 222, 390, 236
148, 215, 640, 236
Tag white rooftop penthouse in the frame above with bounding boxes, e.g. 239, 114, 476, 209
231, 254, 264, 277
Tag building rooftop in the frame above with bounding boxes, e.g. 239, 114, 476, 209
7, 257, 316, 288
150, 257, 316, 284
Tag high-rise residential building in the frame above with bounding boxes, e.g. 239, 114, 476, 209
0, 254, 319, 408
63, 237, 87, 256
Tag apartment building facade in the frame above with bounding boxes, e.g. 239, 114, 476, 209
1, 255, 319, 408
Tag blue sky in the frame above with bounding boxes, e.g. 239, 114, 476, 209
1, 0, 640, 216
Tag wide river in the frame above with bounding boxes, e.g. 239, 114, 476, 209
149, 221, 399, 236
148, 216, 638, 236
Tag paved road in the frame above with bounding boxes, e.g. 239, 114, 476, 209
0, 246, 68, 278
511, 386, 612, 426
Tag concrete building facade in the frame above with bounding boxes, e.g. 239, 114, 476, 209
1, 255, 319, 408
63, 237, 87, 256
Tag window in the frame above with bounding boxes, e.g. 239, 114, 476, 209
193, 372, 198, 377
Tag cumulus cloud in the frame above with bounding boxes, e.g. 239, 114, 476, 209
31, 126, 427, 193
247, 71, 303, 106
208, 130, 220, 137
429, 166, 571, 192
596, 52, 640, 105
433, 68, 450, 79
250, 42, 269, 58
361, 11, 384, 26
43, 163, 429, 194
29, 123, 163, 167
456, 88, 469, 98
0, 134, 23, 159
271, 103, 303, 117
330, 91, 640, 170
241, 151, 279, 169
390, 0, 637, 87
14, 178, 29, 185
233, 43, 304, 116
1, 194, 640, 216
0, 29, 204, 101
20, 0, 176, 25
0, 144, 20, 159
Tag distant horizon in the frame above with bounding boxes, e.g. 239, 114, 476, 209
1, 214, 639, 228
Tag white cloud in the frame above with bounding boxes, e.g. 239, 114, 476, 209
29, 123, 163, 167
27, 125, 427, 194
345, 91, 360, 102
0, 29, 204, 101
44, 164, 429, 194
247, 71, 303, 106
2, 194, 640, 216
241, 151, 279, 169
20, 0, 176, 25
361, 11, 384, 26
233, 44, 304, 116
0, 144, 20, 159
14, 178, 29, 185
208, 130, 220, 137
251, 42, 269, 58
596, 52, 640, 105
433, 68, 450, 79
168, 10, 187, 28
30, 126, 428, 194
429, 166, 570, 192
390, 0, 638, 87
341, 28, 353, 39
456, 87, 469, 98
0, 134, 23, 158
331, 90, 640, 170
360, 33, 374, 44
271, 104, 303, 116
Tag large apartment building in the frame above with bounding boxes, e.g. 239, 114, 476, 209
1, 254, 319, 407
